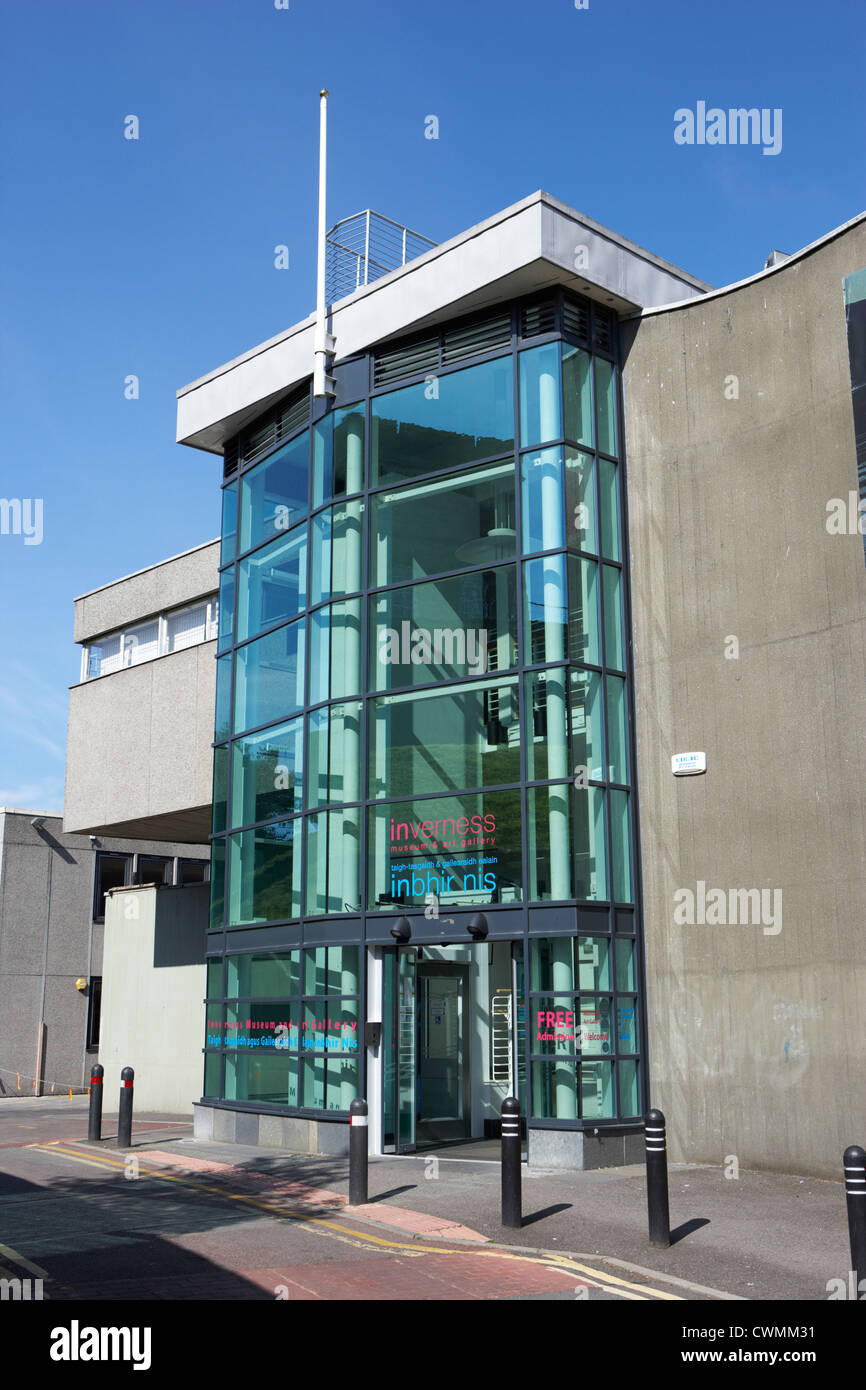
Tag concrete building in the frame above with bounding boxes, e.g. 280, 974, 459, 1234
65, 539, 220, 844
0, 809, 208, 1099
621, 213, 866, 1177
58, 191, 864, 1177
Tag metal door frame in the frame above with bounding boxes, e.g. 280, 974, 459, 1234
415, 961, 471, 1145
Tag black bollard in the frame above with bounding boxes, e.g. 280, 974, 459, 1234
645, 1107, 671, 1248
349, 1098, 368, 1206
501, 1096, 522, 1228
844, 1144, 866, 1290
118, 1066, 134, 1148
87, 1064, 104, 1142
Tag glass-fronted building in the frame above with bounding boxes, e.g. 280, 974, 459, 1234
202, 287, 647, 1163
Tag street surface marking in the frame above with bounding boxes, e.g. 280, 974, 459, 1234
29, 1142, 683, 1300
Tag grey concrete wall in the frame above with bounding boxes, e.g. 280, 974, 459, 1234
0, 813, 208, 1097
64, 640, 216, 842
622, 219, 866, 1177
100, 883, 208, 1113
73, 540, 220, 644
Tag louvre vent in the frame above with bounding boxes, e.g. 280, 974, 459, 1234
520, 299, 556, 339
442, 313, 511, 365
563, 295, 590, 344
593, 307, 615, 355
373, 336, 439, 387
242, 387, 311, 467
223, 439, 240, 480
279, 393, 310, 439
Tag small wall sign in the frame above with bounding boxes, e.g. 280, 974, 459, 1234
672, 751, 707, 776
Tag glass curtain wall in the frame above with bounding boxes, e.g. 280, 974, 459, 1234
205, 292, 642, 1125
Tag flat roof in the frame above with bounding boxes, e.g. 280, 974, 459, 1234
176, 190, 712, 455
73, 538, 220, 603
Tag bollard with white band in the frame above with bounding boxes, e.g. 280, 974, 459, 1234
500, 1095, 522, 1228
349, 1098, 369, 1206
645, 1107, 671, 1248
843, 1144, 866, 1288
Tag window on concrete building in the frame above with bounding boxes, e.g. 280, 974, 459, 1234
93, 853, 132, 921
86, 977, 102, 1050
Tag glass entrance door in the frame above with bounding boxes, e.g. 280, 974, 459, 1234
416, 964, 470, 1144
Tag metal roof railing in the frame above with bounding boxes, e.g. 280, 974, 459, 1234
325, 209, 436, 304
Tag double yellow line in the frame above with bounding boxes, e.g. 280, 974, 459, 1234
29, 1142, 682, 1301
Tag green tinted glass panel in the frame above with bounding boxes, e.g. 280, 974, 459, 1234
563, 345, 594, 448
525, 557, 600, 668
221, 482, 238, 566
525, 669, 569, 781
570, 668, 604, 781
218, 568, 235, 652
370, 566, 518, 691
302, 1055, 360, 1111
530, 937, 575, 992
577, 997, 612, 1056
610, 788, 633, 903
581, 1059, 614, 1117
203, 1052, 221, 1098
606, 675, 628, 784
574, 785, 607, 900
523, 554, 567, 665
602, 565, 625, 670
615, 938, 635, 992
312, 500, 363, 605
569, 556, 601, 665
576, 937, 611, 991
521, 447, 564, 554
527, 784, 572, 901
212, 745, 228, 834
225, 1051, 299, 1106
307, 702, 362, 807
226, 950, 299, 998
598, 456, 621, 561
369, 788, 523, 911
370, 678, 520, 799
239, 431, 309, 553
531, 1059, 578, 1119
306, 808, 362, 915
309, 601, 362, 703
532, 998, 580, 1055
313, 403, 365, 506
616, 997, 638, 1052
206, 958, 223, 997
519, 343, 561, 447
209, 839, 225, 930
236, 525, 307, 642
228, 820, 300, 924
372, 358, 513, 486
618, 1058, 640, 1116
565, 450, 597, 554
373, 460, 515, 587
234, 619, 305, 733
595, 358, 618, 457
304, 946, 361, 995
231, 718, 304, 827
302, 999, 360, 1057
215, 655, 232, 741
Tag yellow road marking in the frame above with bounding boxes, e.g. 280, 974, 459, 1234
31, 1142, 681, 1300
0, 1240, 50, 1279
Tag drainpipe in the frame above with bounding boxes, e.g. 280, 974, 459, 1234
313, 89, 336, 399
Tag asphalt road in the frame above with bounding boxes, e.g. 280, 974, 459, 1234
0, 1098, 693, 1303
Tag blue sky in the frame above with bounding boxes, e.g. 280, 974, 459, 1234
1, 0, 863, 811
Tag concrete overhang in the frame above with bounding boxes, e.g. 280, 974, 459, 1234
176, 190, 711, 455
74, 807, 212, 845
